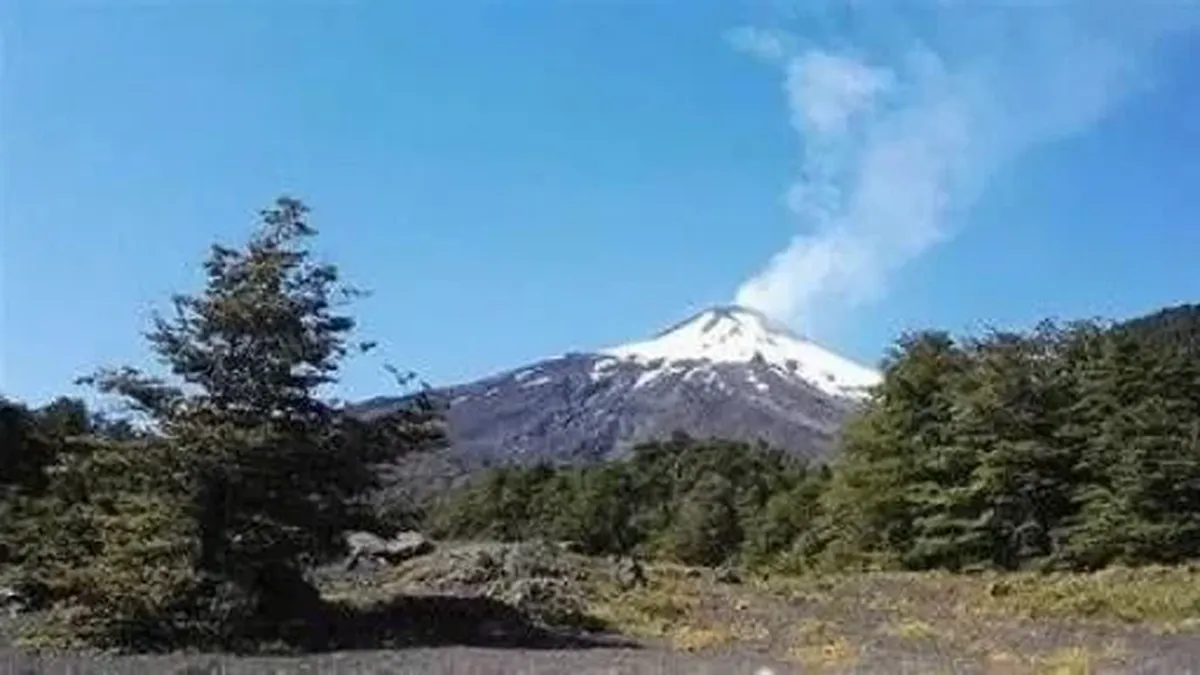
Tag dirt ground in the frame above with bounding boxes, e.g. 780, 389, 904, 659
7, 542, 1200, 673
6, 640, 1200, 674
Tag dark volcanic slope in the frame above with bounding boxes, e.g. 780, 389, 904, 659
445, 352, 856, 463
360, 306, 878, 466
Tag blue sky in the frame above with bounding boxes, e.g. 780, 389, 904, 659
4, 2, 1200, 406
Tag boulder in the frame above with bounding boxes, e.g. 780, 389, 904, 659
555, 540, 585, 554
386, 531, 434, 560
344, 530, 434, 569
394, 541, 591, 626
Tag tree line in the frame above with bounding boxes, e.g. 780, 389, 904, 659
426, 434, 829, 567
428, 308, 1200, 573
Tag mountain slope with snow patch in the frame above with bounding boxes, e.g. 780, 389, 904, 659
600, 305, 880, 400
359, 305, 881, 465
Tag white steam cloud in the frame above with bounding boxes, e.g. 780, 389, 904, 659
731, 7, 1195, 334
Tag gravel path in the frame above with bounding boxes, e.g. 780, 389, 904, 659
6, 641, 1200, 674
3, 647, 773, 675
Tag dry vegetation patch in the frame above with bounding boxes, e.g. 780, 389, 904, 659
588, 562, 1200, 670
315, 542, 1200, 671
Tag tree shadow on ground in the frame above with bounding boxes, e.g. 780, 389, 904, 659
318, 594, 637, 652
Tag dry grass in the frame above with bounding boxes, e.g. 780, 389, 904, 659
586, 570, 701, 640
979, 565, 1200, 626
786, 619, 858, 670
1032, 646, 1098, 674
669, 625, 735, 652
586, 565, 774, 652
586, 561, 1200, 670
757, 565, 1200, 626
320, 543, 1200, 670
881, 618, 939, 642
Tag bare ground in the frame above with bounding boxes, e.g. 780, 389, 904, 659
7, 542, 1200, 673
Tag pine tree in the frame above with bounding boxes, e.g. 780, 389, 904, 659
1042, 322, 1200, 568
818, 331, 965, 569
1071, 329, 1200, 566
908, 326, 1076, 570
65, 197, 443, 649
1054, 326, 1157, 568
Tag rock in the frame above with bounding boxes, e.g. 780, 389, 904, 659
555, 540, 585, 554
714, 565, 742, 585
614, 556, 647, 590
346, 530, 390, 554
0, 585, 25, 617
344, 530, 435, 569
385, 530, 434, 561
384, 541, 592, 629
404, 545, 502, 590
345, 531, 388, 570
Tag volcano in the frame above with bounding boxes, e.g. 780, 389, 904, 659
359, 305, 881, 465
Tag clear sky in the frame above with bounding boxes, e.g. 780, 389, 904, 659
4, 2, 1200, 406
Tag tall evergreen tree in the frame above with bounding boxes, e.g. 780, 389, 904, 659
819, 331, 966, 568
68, 197, 443, 648
1057, 326, 1200, 567
908, 326, 1076, 570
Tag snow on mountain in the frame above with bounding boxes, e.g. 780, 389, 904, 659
600, 305, 881, 400
358, 305, 882, 468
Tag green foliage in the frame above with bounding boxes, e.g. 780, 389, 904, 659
1, 399, 64, 568
667, 473, 742, 566
428, 436, 818, 566
0, 397, 95, 503
4, 206, 1197, 656
430, 303, 1200, 574
814, 331, 966, 570
743, 467, 829, 565
559, 465, 643, 555
5, 197, 442, 651
1117, 303, 1200, 359
820, 316, 1200, 572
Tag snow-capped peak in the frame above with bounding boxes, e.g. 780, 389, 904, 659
600, 305, 881, 399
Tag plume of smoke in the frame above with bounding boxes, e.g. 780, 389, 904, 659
730, 6, 1194, 335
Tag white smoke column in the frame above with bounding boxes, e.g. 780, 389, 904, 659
730, 6, 1195, 334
